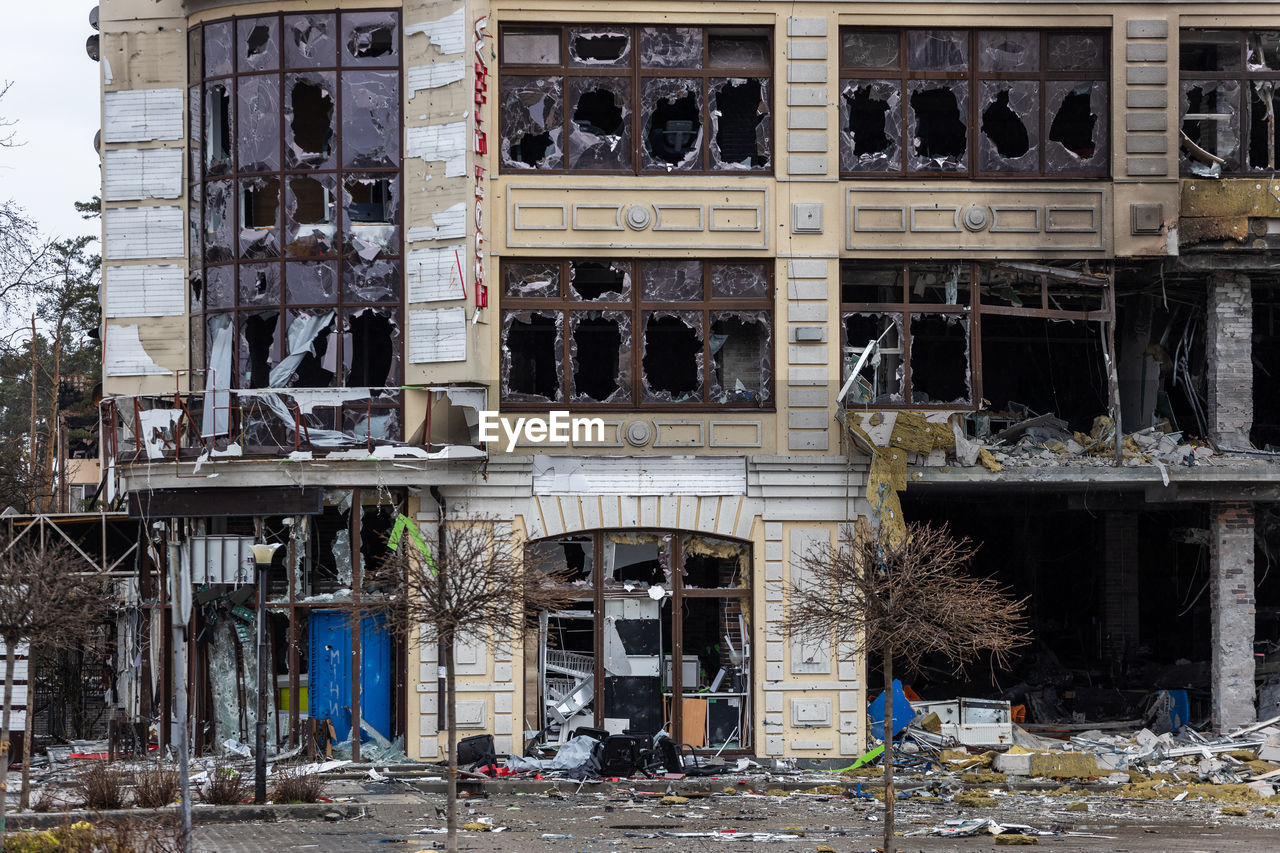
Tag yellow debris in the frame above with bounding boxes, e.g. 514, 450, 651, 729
978, 448, 1003, 472
993, 835, 1038, 846
954, 792, 998, 808
1065, 801, 1089, 812
961, 772, 1006, 784
808, 785, 845, 795
460, 822, 491, 832
659, 795, 689, 805
1221, 805, 1249, 816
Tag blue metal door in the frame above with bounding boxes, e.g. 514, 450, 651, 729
308, 610, 392, 742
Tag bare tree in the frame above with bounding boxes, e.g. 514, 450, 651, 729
372, 517, 572, 853
786, 520, 1030, 853
0, 541, 104, 839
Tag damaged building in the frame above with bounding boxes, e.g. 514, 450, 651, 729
87, 0, 1280, 767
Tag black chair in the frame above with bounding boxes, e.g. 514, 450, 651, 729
457, 734, 496, 768
570, 726, 610, 743
600, 734, 650, 777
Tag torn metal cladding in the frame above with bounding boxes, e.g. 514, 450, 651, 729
641, 78, 702, 171
979, 80, 1039, 172
569, 310, 632, 404
568, 76, 632, 170
500, 76, 564, 169
840, 80, 902, 172
505, 262, 559, 298
640, 310, 704, 404
642, 260, 701, 301
640, 26, 702, 69
709, 78, 770, 170
571, 260, 631, 302
1045, 80, 1107, 170
709, 310, 771, 405
272, 309, 336, 387
502, 310, 564, 403
908, 80, 968, 172
568, 27, 631, 67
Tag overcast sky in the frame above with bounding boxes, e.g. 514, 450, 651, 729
0, 2, 103, 243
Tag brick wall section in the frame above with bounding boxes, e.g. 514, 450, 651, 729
1206, 273, 1253, 448
1102, 513, 1140, 668
1210, 501, 1256, 732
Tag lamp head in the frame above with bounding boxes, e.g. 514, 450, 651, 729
251, 542, 283, 566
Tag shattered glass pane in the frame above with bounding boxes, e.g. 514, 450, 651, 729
204, 265, 235, 310
238, 17, 280, 72
204, 21, 234, 77
279, 309, 337, 387
1047, 33, 1105, 71
343, 175, 399, 261
568, 76, 632, 170
641, 311, 704, 403
641, 261, 702, 301
344, 258, 399, 303
237, 74, 282, 173
1181, 80, 1241, 172
710, 78, 770, 170
568, 27, 631, 68
978, 31, 1039, 72
603, 531, 671, 590
189, 25, 204, 84
286, 261, 339, 305
188, 179, 203, 275
204, 180, 235, 263
908, 30, 968, 71
570, 310, 631, 403
189, 85, 203, 178
840, 80, 901, 172
505, 262, 560, 298
285, 72, 337, 169
908, 80, 968, 171
909, 314, 970, 405
344, 407, 400, 442
285, 14, 338, 68
710, 311, 770, 405
345, 308, 400, 387
843, 313, 903, 405
1247, 31, 1280, 71
342, 12, 399, 66
500, 76, 564, 169
909, 264, 970, 306
239, 311, 280, 389
1046, 80, 1108, 172
709, 35, 770, 68
1248, 80, 1279, 170
1181, 30, 1242, 71
841, 264, 903, 304
503, 29, 559, 65
841, 31, 900, 69
711, 263, 768, 298
238, 177, 281, 258
501, 311, 564, 402
341, 70, 400, 168
979, 81, 1039, 172
642, 79, 702, 171
239, 264, 282, 307
570, 260, 630, 301
204, 83, 234, 176
641, 27, 702, 69
285, 174, 338, 258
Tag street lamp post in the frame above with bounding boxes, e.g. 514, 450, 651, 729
250, 543, 282, 805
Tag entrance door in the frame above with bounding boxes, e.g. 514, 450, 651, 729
308, 610, 392, 742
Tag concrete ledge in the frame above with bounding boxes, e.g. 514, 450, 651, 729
5, 802, 371, 830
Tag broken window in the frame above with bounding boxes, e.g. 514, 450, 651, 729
193, 12, 403, 434
841, 28, 1109, 176
1179, 30, 1280, 175
842, 261, 1110, 416
503, 260, 772, 408
500, 24, 771, 173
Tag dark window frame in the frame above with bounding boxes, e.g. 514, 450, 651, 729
1178, 28, 1280, 175
838, 27, 1111, 179
501, 259, 775, 410
189, 10, 404, 439
498, 24, 774, 174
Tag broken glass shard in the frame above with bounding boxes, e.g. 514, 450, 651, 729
286, 174, 337, 258
908, 30, 968, 71
641, 311, 704, 403
570, 310, 631, 403
205, 83, 234, 176
342, 12, 398, 65
979, 81, 1039, 172
569, 27, 631, 67
842, 313, 903, 404
842, 31, 900, 69
641, 27, 702, 69
344, 258, 398, 303
239, 264, 282, 307
286, 261, 339, 305
239, 17, 279, 72
642, 261, 702, 301
570, 260, 630, 301
568, 77, 632, 169
204, 180, 234, 263
285, 13, 337, 68
239, 177, 281, 258
710, 311, 770, 405
711, 263, 768, 298
204, 265, 234, 310
500, 76, 564, 169
840, 80, 901, 172
642, 79, 702, 170
502, 311, 563, 402
342, 70, 400, 168
285, 72, 337, 169
505, 262, 560, 298
908, 81, 968, 171
343, 176, 398, 260
710, 78, 770, 169
1181, 80, 1241, 171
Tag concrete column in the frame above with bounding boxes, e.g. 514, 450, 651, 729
1206, 272, 1253, 448
1101, 513, 1140, 670
1210, 501, 1256, 732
